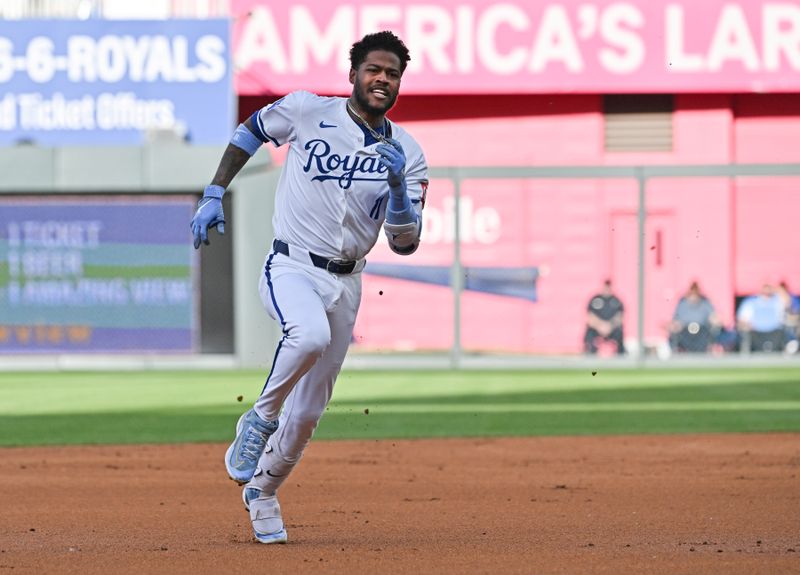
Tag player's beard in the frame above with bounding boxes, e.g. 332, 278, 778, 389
353, 80, 398, 118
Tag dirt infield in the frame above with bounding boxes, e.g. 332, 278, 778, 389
1, 434, 798, 574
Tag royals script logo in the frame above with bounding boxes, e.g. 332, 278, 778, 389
303, 139, 388, 189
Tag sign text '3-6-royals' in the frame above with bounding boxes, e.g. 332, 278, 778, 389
0, 33, 226, 84
0, 20, 232, 145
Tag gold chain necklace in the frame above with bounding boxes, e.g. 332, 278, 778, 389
346, 100, 388, 144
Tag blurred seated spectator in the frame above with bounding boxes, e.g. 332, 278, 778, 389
668, 281, 721, 353
584, 279, 625, 355
736, 283, 786, 353
777, 281, 800, 354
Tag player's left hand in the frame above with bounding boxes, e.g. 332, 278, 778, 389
191, 187, 226, 249
377, 138, 406, 189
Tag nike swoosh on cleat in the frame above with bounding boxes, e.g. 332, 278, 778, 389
265, 469, 285, 478
319, 121, 337, 128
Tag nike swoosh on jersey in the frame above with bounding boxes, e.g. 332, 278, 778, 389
319, 121, 337, 128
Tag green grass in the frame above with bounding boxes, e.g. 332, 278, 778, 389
0, 368, 799, 447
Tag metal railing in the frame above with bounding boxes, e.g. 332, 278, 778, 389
428, 163, 800, 368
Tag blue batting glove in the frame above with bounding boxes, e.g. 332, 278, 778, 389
376, 138, 406, 190
191, 185, 226, 249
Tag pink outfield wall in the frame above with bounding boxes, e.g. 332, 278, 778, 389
229, 0, 800, 353
351, 93, 800, 353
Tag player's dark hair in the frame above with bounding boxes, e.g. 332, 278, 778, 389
350, 31, 410, 74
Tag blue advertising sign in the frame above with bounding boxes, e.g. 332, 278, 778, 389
0, 19, 232, 145
0, 196, 198, 353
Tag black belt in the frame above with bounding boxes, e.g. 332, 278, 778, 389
273, 239, 358, 275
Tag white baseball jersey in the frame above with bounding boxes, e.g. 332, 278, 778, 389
252, 90, 428, 261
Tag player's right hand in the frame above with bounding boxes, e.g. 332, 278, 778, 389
191, 193, 226, 249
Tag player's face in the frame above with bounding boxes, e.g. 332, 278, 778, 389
349, 50, 402, 116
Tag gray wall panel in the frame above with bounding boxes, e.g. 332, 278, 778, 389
233, 151, 281, 369
57, 147, 144, 190
1, 147, 55, 190
146, 145, 228, 190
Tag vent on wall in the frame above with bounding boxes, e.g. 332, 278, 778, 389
604, 95, 674, 152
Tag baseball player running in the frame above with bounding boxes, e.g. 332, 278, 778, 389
190, 31, 428, 544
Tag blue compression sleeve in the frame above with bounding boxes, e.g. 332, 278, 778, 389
230, 123, 262, 156
385, 182, 416, 226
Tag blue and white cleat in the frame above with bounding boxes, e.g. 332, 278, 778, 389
225, 409, 278, 485
243, 487, 288, 544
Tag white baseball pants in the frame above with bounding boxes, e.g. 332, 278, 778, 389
249, 247, 362, 494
